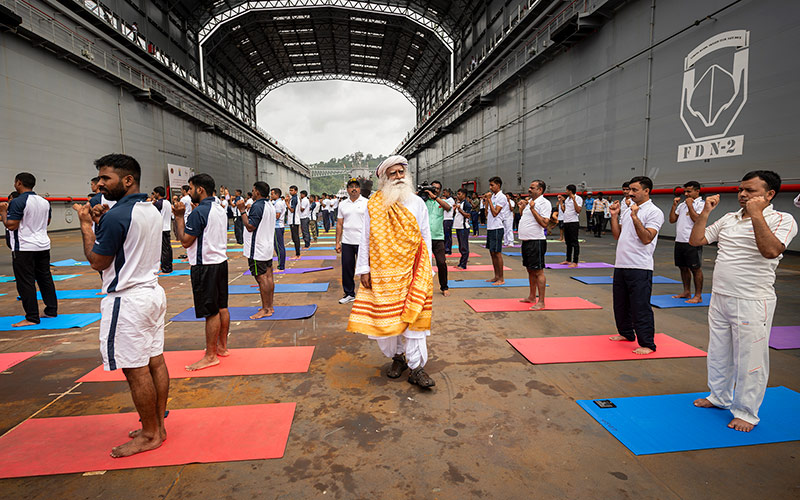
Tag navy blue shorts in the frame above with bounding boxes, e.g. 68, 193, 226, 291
486, 228, 504, 253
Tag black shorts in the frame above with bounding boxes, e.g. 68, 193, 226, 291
486, 228, 504, 253
248, 257, 272, 277
674, 242, 703, 268
190, 261, 229, 318
521, 239, 547, 270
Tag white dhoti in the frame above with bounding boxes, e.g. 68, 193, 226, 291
705, 293, 776, 425
503, 213, 514, 247
369, 328, 430, 369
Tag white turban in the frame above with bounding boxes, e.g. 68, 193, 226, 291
375, 155, 409, 179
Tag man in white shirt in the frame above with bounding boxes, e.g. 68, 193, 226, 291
151, 186, 173, 274
690, 170, 797, 432
173, 173, 230, 372
336, 180, 368, 303
518, 180, 552, 310
669, 181, 705, 304
238, 181, 276, 319
503, 193, 516, 247
452, 188, 472, 269
608, 176, 664, 355
231, 189, 244, 245
484, 176, 510, 285
179, 184, 193, 223
309, 195, 320, 242
321, 193, 331, 232
348, 156, 436, 388
441, 188, 455, 254
271, 188, 287, 270
285, 185, 301, 257
0, 172, 58, 327
591, 192, 608, 238
298, 190, 311, 248
557, 184, 583, 267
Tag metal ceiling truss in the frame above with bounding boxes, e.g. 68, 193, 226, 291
256, 73, 416, 104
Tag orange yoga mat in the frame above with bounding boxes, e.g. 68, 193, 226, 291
0, 351, 40, 372
448, 265, 511, 272
508, 333, 707, 364
0, 403, 295, 478
77, 346, 314, 382
464, 297, 602, 312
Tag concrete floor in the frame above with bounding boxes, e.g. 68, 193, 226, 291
0, 226, 798, 499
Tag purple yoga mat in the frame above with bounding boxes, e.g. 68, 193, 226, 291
770, 326, 800, 349
276, 255, 337, 261
546, 262, 615, 269
244, 266, 333, 276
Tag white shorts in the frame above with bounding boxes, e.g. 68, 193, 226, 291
100, 285, 166, 371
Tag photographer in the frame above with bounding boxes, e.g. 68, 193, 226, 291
420, 181, 451, 296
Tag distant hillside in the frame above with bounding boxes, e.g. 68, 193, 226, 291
309, 152, 387, 195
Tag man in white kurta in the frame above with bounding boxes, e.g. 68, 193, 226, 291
690, 170, 797, 432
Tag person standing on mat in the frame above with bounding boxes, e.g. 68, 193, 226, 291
608, 176, 664, 355
0, 172, 58, 327
271, 188, 287, 270
518, 180, 551, 310
75, 154, 168, 458
470, 192, 481, 236
424, 181, 451, 296
557, 184, 583, 268
442, 188, 455, 255
348, 155, 435, 388
231, 189, 244, 245
484, 176, 509, 285
309, 194, 320, 242
690, 170, 797, 432
150, 187, 173, 275
669, 181, 705, 304
321, 193, 330, 233
453, 188, 472, 269
285, 185, 301, 257
238, 181, 275, 319
336, 179, 367, 304
299, 190, 311, 249
173, 173, 230, 371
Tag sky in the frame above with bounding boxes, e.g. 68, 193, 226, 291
255, 80, 416, 164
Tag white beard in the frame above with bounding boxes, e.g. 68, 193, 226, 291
380, 175, 414, 209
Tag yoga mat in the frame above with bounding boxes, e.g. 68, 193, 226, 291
502, 252, 566, 257
576, 386, 800, 455
546, 262, 614, 269
547, 239, 585, 243
244, 267, 333, 275
51, 259, 89, 267
0, 313, 101, 331
0, 275, 80, 282
447, 265, 511, 272
651, 293, 711, 308
508, 333, 706, 364
769, 326, 800, 349
0, 276, 15, 283
172, 259, 188, 264
227, 248, 243, 252
0, 351, 41, 372
307, 246, 335, 251
446, 253, 481, 258
78, 346, 314, 382
571, 276, 681, 285
465, 297, 602, 312
282, 255, 337, 260
447, 279, 547, 288
0, 403, 296, 478
29, 289, 106, 300
228, 283, 329, 294
171, 305, 317, 322
159, 270, 191, 277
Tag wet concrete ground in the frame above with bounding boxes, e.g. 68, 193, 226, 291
0, 226, 798, 499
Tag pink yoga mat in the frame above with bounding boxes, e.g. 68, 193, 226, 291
0, 351, 41, 372
447, 265, 511, 272
77, 346, 314, 382
0, 403, 295, 478
447, 252, 481, 258
508, 333, 707, 364
464, 297, 602, 312
546, 262, 614, 269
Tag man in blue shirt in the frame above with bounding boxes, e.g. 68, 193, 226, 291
76, 153, 168, 458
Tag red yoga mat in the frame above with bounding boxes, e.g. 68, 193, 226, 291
0, 351, 41, 372
0, 403, 295, 478
77, 346, 314, 382
464, 297, 602, 312
448, 265, 511, 272
507, 333, 707, 364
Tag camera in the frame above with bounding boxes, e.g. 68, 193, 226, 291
417, 182, 435, 200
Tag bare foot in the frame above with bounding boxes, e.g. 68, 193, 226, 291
441, 290, 450, 296
186, 356, 220, 371
608, 335, 631, 341
12, 319, 38, 327
249, 307, 274, 319
529, 302, 545, 311
567, 263, 578, 268
485, 277, 499, 283
728, 418, 755, 432
632, 347, 654, 355
216, 346, 230, 357
559, 260, 570, 265
491, 280, 505, 286
519, 297, 536, 303
693, 398, 718, 408
672, 292, 691, 299
685, 296, 703, 304
110, 434, 163, 458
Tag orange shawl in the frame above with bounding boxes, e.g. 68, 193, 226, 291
347, 191, 433, 337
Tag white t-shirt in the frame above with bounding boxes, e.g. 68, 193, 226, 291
338, 196, 368, 245
243, 198, 275, 262
704, 206, 797, 300
322, 199, 331, 212
674, 197, 705, 243
332, 198, 339, 210
156, 198, 172, 231
561, 195, 583, 223
487, 191, 509, 230
185, 197, 228, 266
273, 198, 286, 229
180, 194, 193, 222
299, 197, 311, 219
452, 199, 470, 230
614, 200, 664, 271
310, 201, 320, 221
518, 196, 552, 240
7, 191, 51, 251
245, 198, 253, 214
442, 197, 455, 221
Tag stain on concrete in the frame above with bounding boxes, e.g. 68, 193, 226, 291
526, 380, 560, 397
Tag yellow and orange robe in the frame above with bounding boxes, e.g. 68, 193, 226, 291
347, 191, 433, 337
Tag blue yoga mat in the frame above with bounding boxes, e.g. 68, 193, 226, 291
51, 259, 89, 267
172, 259, 187, 264
227, 248, 243, 252
572, 276, 681, 285
0, 276, 15, 283
0, 313, 102, 331
29, 290, 105, 300
577, 386, 800, 455
308, 246, 335, 251
502, 251, 566, 257
170, 305, 317, 322
228, 283, 329, 294
651, 293, 711, 308
0, 274, 80, 283
160, 270, 191, 277
448, 279, 532, 288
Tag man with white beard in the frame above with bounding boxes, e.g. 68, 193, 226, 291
347, 156, 436, 388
